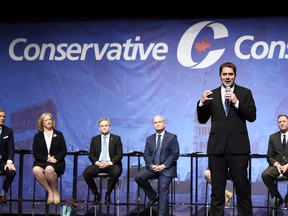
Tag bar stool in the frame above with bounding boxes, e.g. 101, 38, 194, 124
87, 172, 120, 216
143, 177, 176, 216
0, 170, 12, 215
32, 175, 63, 216
205, 178, 235, 216
267, 176, 288, 216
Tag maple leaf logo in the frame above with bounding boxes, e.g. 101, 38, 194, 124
194, 38, 211, 53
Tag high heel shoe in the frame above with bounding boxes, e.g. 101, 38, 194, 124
47, 192, 54, 204
225, 191, 233, 205
53, 191, 60, 204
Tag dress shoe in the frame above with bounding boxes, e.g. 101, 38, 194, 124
274, 196, 283, 208
105, 194, 111, 205
145, 195, 159, 206
0, 194, 6, 203
93, 194, 101, 205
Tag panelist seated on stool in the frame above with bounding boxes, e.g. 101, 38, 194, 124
83, 118, 123, 205
32, 112, 68, 205
134, 115, 180, 216
0, 108, 17, 204
262, 114, 288, 208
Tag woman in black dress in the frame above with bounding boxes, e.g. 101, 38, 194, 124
32, 112, 67, 204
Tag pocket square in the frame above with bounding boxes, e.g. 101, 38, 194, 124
3, 136, 9, 139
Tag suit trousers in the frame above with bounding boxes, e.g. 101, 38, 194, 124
262, 165, 284, 198
83, 164, 122, 196
209, 153, 252, 216
134, 167, 172, 216
0, 163, 16, 193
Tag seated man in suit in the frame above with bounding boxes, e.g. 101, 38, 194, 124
83, 118, 123, 205
134, 115, 179, 216
262, 114, 288, 208
0, 109, 16, 203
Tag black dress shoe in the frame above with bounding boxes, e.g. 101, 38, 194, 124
0, 194, 6, 203
145, 195, 159, 206
274, 196, 283, 208
105, 195, 111, 205
93, 194, 101, 205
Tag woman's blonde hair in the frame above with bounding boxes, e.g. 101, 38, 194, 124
37, 112, 56, 131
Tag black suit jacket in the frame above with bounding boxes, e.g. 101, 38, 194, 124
267, 131, 288, 165
32, 129, 67, 176
88, 133, 123, 167
0, 125, 15, 164
197, 84, 256, 155
33, 129, 67, 163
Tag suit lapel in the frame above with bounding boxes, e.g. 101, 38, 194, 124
0, 127, 3, 147
214, 87, 226, 116
278, 132, 284, 153
160, 133, 167, 152
108, 135, 113, 154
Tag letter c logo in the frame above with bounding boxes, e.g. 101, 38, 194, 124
177, 21, 228, 69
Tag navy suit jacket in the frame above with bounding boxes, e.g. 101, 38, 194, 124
197, 84, 256, 155
144, 131, 179, 178
0, 125, 15, 164
88, 133, 123, 167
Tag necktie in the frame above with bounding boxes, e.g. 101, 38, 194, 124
225, 99, 230, 116
282, 134, 286, 152
102, 136, 108, 162
224, 87, 230, 116
154, 134, 161, 165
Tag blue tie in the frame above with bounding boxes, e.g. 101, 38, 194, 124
225, 99, 230, 116
102, 136, 108, 162
154, 134, 161, 165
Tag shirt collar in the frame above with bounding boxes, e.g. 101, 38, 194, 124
102, 133, 110, 138
157, 131, 165, 137
221, 84, 235, 92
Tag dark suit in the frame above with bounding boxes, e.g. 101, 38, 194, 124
83, 133, 123, 196
197, 84, 256, 216
32, 129, 67, 175
262, 131, 288, 198
0, 125, 16, 193
134, 131, 179, 216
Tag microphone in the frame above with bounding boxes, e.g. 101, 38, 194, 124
225, 86, 231, 107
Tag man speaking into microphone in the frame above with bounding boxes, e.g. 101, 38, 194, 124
196, 62, 257, 216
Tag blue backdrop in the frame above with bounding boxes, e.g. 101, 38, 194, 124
1, 17, 288, 215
